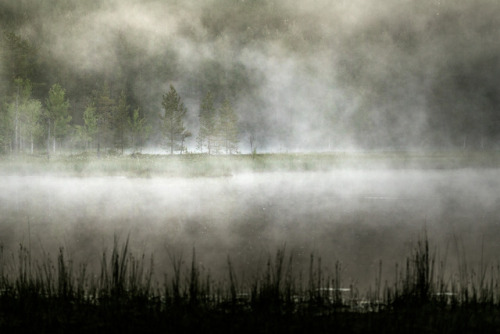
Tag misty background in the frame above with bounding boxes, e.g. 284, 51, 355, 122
2, 170, 500, 289
1, 0, 500, 292
1, 0, 500, 152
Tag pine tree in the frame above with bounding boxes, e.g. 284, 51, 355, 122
197, 92, 216, 154
217, 98, 239, 154
128, 108, 150, 153
161, 85, 189, 155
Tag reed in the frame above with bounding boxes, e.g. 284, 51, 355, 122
0, 233, 499, 333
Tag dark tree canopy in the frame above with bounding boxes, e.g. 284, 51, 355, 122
1, 0, 500, 152
161, 85, 188, 154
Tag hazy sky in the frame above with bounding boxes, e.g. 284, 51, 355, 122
2, 0, 499, 151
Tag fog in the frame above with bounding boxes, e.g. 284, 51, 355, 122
1, 169, 499, 289
1, 0, 499, 150
1, 0, 500, 292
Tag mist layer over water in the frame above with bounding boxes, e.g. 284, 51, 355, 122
1, 170, 499, 288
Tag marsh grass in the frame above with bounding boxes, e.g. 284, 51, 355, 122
0, 233, 499, 333
1, 151, 500, 177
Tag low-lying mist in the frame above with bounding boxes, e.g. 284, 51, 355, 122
1, 169, 499, 290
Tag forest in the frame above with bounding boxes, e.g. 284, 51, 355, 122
2, 2, 500, 333
1, 0, 500, 155
0, 77, 238, 156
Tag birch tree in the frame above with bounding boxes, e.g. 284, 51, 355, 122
45, 83, 70, 154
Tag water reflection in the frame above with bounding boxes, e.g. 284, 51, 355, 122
1, 170, 499, 288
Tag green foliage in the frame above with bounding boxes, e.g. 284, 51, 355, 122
217, 98, 239, 154
46, 83, 70, 119
0, 104, 11, 154
1, 32, 39, 87
197, 92, 217, 154
2, 151, 500, 177
74, 102, 98, 150
197, 94, 239, 155
160, 85, 189, 155
128, 108, 151, 153
20, 99, 43, 152
94, 82, 115, 155
45, 83, 71, 153
113, 90, 130, 154
83, 103, 98, 139
1, 0, 500, 152
2, 78, 44, 154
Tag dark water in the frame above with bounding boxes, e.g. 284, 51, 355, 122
1, 169, 499, 288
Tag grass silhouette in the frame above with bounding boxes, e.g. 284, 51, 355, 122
0, 232, 499, 333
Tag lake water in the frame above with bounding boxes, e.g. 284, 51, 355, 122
1, 169, 499, 288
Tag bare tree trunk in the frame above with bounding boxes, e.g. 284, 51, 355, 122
170, 119, 174, 155
53, 122, 56, 154
47, 119, 51, 159
120, 126, 124, 155
249, 134, 254, 154
97, 120, 101, 158
15, 87, 19, 154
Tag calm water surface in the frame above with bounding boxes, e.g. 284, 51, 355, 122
1, 169, 499, 287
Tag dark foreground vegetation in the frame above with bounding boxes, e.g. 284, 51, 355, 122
0, 234, 499, 333
1, 150, 500, 177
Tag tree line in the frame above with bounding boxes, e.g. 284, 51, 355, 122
0, 79, 239, 156
3, 0, 500, 151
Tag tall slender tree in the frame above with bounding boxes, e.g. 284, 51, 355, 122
180, 130, 192, 154
197, 92, 216, 154
8, 79, 43, 154
94, 83, 115, 156
74, 102, 98, 151
128, 107, 150, 153
0, 101, 12, 154
45, 83, 70, 154
20, 99, 42, 154
217, 98, 239, 154
113, 90, 129, 154
161, 85, 189, 154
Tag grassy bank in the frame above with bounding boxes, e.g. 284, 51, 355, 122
1, 235, 499, 333
1, 150, 500, 177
